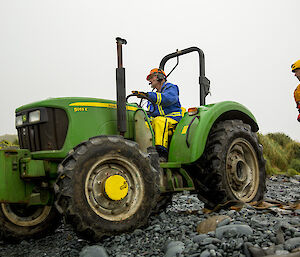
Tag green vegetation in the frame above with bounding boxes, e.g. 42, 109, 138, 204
0, 134, 19, 149
258, 132, 300, 176
0, 140, 18, 149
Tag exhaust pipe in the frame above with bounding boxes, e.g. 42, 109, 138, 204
116, 37, 127, 136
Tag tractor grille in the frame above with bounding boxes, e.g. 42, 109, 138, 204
16, 107, 68, 152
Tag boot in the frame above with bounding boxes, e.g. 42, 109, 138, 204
155, 146, 168, 162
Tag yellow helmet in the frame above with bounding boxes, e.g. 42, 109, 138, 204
291, 60, 300, 72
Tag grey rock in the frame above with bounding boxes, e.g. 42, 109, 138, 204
247, 245, 266, 257
276, 227, 285, 244
199, 237, 221, 246
275, 244, 285, 250
290, 178, 300, 184
275, 250, 291, 255
159, 212, 167, 220
234, 237, 244, 249
227, 210, 236, 217
207, 231, 216, 237
188, 253, 202, 257
251, 216, 270, 228
277, 220, 298, 231
285, 237, 300, 251
192, 234, 210, 243
215, 224, 253, 239
132, 229, 143, 236
209, 249, 217, 257
153, 224, 162, 232
243, 242, 253, 257
263, 252, 300, 257
200, 249, 210, 257
269, 176, 278, 182
206, 244, 218, 251
20, 240, 30, 246
216, 218, 231, 228
263, 244, 276, 255
164, 241, 185, 257
79, 245, 109, 257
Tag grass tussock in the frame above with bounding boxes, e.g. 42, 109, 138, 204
0, 140, 18, 149
258, 132, 300, 176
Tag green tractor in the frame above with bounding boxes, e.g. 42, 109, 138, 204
0, 38, 265, 241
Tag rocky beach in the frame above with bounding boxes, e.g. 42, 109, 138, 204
0, 175, 299, 257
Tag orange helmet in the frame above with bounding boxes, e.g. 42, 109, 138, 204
146, 68, 167, 81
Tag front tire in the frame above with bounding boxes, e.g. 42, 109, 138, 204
54, 136, 160, 241
196, 120, 266, 208
0, 204, 60, 241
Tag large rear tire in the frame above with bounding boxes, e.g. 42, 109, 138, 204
54, 136, 160, 241
0, 204, 60, 241
196, 120, 266, 208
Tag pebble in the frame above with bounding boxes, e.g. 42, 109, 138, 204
215, 224, 253, 239
276, 249, 291, 255
285, 237, 300, 251
192, 234, 210, 243
79, 246, 109, 257
200, 249, 210, 257
164, 241, 185, 257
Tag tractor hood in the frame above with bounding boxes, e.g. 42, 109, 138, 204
15, 97, 138, 159
16, 97, 119, 112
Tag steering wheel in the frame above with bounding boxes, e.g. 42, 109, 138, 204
126, 93, 156, 115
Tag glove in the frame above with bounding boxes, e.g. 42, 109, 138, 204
298, 113, 300, 122
131, 91, 148, 98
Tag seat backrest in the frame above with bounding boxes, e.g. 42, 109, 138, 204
181, 107, 186, 117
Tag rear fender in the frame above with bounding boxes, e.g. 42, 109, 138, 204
168, 101, 258, 163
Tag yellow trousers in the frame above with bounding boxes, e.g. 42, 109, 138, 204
151, 116, 178, 149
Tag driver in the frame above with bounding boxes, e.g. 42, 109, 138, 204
134, 68, 182, 159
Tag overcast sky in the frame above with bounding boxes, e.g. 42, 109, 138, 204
0, 0, 299, 142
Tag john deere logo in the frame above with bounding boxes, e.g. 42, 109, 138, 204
120, 181, 128, 190
22, 115, 27, 122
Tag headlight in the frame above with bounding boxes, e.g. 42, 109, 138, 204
29, 110, 41, 123
15, 115, 23, 127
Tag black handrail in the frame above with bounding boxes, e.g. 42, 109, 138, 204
159, 47, 210, 106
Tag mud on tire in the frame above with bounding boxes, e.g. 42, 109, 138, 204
0, 204, 60, 241
195, 120, 266, 208
54, 136, 160, 241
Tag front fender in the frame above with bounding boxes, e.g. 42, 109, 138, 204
168, 101, 258, 163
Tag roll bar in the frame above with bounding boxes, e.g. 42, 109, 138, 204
159, 47, 210, 106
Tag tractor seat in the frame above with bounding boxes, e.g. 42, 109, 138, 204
168, 107, 186, 136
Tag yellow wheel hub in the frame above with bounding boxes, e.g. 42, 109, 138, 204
104, 175, 128, 200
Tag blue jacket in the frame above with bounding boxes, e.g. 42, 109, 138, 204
147, 82, 182, 122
